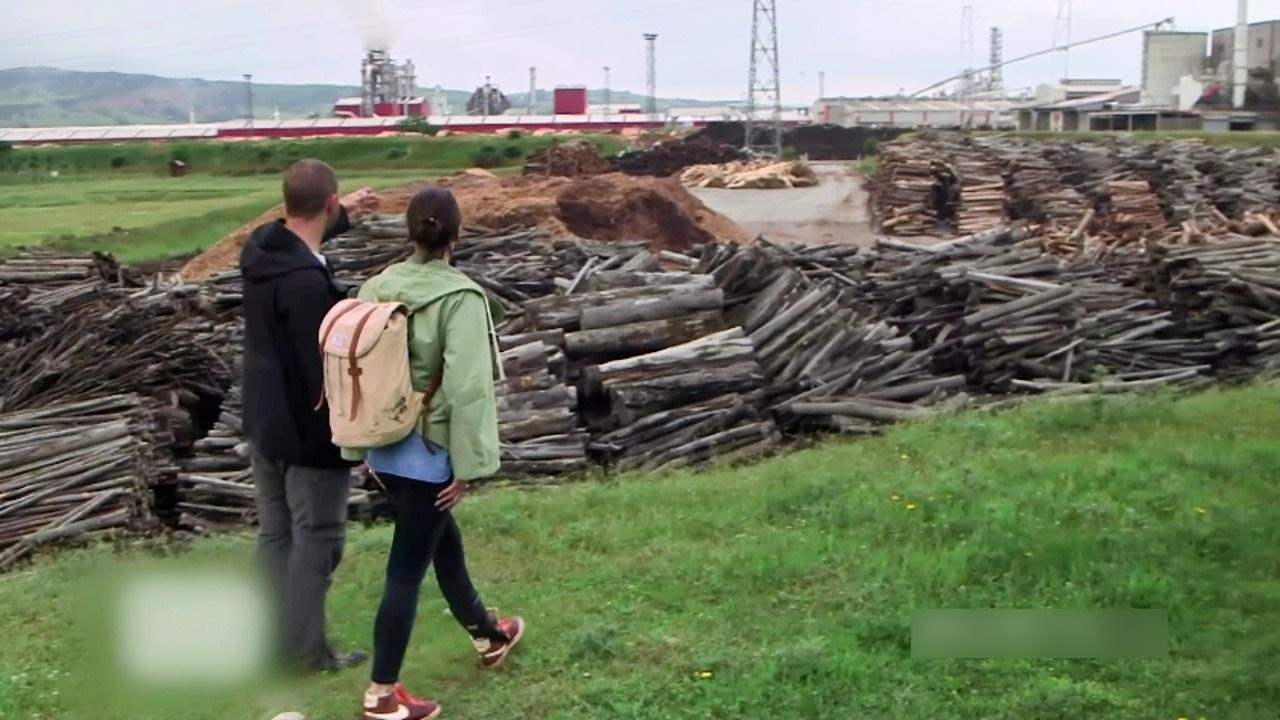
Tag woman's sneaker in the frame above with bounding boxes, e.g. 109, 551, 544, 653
362, 684, 441, 720
472, 609, 525, 669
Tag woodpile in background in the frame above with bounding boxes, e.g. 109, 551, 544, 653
3, 185, 1280, 569
870, 133, 1280, 254
680, 160, 818, 190
0, 396, 160, 572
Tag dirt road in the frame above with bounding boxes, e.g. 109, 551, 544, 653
689, 161, 876, 246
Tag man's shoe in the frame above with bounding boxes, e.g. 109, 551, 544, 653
363, 684, 441, 720
321, 648, 369, 673
473, 609, 525, 669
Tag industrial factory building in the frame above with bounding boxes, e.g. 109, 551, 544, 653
810, 98, 1016, 129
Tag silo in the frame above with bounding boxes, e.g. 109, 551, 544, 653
1142, 31, 1209, 108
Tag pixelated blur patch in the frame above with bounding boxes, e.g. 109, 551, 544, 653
64, 557, 275, 716
911, 609, 1168, 659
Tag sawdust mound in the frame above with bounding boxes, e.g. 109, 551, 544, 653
441, 173, 750, 252
181, 172, 747, 281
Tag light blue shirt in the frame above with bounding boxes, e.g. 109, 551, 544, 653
366, 433, 453, 484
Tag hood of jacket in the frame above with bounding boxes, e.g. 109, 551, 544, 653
361, 257, 506, 325
240, 220, 328, 284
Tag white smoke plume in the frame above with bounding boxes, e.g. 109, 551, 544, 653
337, 0, 396, 51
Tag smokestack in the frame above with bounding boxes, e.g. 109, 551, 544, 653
528, 67, 537, 112
1234, 0, 1249, 109
818, 70, 825, 100
644, 33, 658, 115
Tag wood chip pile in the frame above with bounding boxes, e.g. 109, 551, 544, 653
522, 141, 615, 178
679, 160, 819, 190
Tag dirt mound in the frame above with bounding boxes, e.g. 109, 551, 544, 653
611, 137, 747, 178
180, 173, 748, 280
523, 141, 614, 177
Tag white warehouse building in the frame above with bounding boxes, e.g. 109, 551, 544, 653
1141, 30, 1210, 109
810, 98, 1017, 129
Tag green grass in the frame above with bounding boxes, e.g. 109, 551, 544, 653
1, 386, 1277, 720
0, 170, 455, 263
0, 134, 629, 178
0, 134, 630, 262
854, 156, 878, 176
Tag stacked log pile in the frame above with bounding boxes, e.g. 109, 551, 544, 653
495, 333, 589, 476
872, 134, 1280, 250
5, 199, 1280, 570
0, 251, 138, 287
0, 395, 161, 571
873, 138, 949, 236
988, 141, 1091, 225
687, 226, 1280, 432
950, 145, 1006, 235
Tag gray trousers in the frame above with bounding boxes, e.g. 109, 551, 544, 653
250, 446, 351, 671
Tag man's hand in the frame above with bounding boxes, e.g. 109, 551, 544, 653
435, 478, 468, 511
340, 188, 379, 221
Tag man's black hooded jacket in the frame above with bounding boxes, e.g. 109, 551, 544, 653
239, 208, 354, 469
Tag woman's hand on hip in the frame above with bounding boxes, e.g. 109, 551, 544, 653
435, 478, 469, 511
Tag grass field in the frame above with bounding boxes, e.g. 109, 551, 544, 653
0, 386, 1276, 720
0, 135, 629, 177
0, 170, 474, 263
0, 134, 629, 263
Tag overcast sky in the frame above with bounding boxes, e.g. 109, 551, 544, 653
1, 0, 1273, 102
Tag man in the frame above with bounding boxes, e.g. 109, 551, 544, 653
241, 159, 379, 673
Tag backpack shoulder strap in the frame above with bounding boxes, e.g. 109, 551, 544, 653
314, 299, 365, 411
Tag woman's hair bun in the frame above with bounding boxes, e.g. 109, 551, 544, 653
405, 188, 463, 255
416, 216, 445, 246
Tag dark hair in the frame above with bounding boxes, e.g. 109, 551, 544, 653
406, 188, 462, 258
282, 159, 338, 219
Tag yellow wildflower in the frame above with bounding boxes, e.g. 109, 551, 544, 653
698, 671, 714, 679
891, 493, 901, 501
905, 503, 917, 510
1195, 507, 1207, 515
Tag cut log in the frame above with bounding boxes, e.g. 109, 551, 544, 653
565, 311, 726, 360
578, 288, 725, 330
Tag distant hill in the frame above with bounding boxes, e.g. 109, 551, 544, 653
0, 67, 730, 127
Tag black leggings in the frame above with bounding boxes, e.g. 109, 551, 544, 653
371, 474, 504, 684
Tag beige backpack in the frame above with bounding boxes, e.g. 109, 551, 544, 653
316, 298, 441, 449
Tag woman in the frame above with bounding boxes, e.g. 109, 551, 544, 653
343, 188, 524, 720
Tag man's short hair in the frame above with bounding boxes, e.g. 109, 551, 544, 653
282, 159, 338, 219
